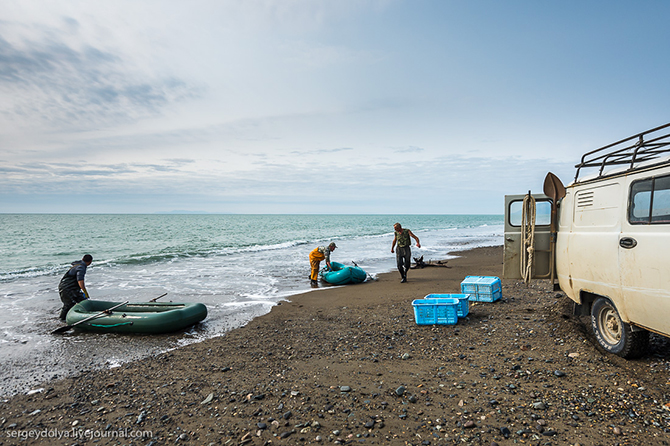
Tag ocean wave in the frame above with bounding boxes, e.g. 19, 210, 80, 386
219, 300, 277, 307
0, 265, 64, 283
219, 240, 310, 255
0, 216, 504, 283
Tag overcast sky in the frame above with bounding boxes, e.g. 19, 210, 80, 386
2, 0, 669, 214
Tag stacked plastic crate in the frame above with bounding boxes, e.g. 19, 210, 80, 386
460, 276, 502, 302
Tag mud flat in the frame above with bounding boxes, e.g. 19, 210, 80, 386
1, 246, 669, 445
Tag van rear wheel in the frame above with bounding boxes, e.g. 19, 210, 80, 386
590, 297, 648, 359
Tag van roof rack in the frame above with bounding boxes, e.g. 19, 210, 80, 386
574, 122, 670, 182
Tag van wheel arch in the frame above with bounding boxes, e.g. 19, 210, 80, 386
589, 296, 648, 359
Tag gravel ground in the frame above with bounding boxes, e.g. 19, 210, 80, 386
1, 246, 669, 446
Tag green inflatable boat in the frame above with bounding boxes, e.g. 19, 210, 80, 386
66, 300, 208, 334
320, 261, 368, 285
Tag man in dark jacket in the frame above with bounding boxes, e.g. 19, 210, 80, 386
58, 254, 93, 320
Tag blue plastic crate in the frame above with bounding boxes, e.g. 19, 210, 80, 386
412, 298, 459, 325
424, 294, 470, 317
470, 289, 502, 302
460, 276, 502, 302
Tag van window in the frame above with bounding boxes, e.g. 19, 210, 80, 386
509, 200, 552, 227
629, 175, 670, 224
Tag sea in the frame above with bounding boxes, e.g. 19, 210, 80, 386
0, 214, 503, 397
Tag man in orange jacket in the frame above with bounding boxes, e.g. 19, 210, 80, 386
309, 242, 337, 287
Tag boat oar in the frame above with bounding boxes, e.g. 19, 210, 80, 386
149, 293, 168, 302
52, 301, 129, 334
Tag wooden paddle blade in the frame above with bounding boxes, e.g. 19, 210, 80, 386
51, 325, 73, 334
543, 172, 566, 201
149, 292, 168, 302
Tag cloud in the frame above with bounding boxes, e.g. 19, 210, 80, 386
289, 147, 355, 156
0, 159, 201, 195
5, 0, 660, 214
278, 39, 372, 69
0, 166, 29, 174
393, 145, 424, 153
0, 148, 575, 214
0, 26, 200, 130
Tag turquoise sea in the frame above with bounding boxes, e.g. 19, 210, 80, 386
0, 214, 503, 397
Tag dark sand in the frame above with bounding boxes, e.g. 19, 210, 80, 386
1, 246, 669, 445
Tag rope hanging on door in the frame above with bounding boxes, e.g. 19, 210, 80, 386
520, 192, 536, 284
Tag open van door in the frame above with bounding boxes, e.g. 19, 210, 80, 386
503, 194, 554, 280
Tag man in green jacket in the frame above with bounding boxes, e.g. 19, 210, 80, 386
391, 223, 420, 283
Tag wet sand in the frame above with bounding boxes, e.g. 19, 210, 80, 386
0, 303, 256, 399
1, 246, 669, 445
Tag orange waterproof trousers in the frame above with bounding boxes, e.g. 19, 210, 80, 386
309, 248, 325, 281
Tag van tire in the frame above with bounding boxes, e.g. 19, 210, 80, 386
590, 297, 648, 359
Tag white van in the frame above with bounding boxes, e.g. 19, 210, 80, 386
504, 123, 670, 358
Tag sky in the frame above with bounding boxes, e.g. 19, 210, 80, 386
2, 0, 670, 214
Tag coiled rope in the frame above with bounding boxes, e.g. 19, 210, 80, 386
520, 193, 536, 284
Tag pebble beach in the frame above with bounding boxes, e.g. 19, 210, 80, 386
1, 246, 669, 446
